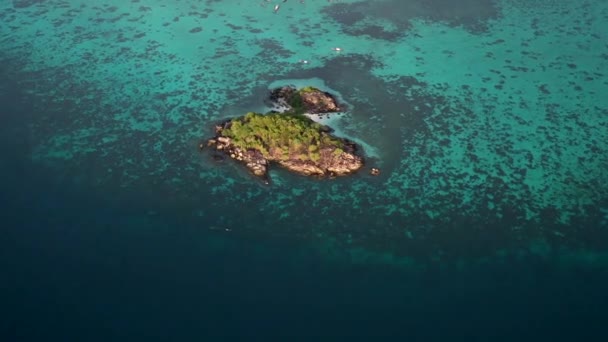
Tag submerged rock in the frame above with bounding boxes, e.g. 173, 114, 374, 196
13, 0, 45, 8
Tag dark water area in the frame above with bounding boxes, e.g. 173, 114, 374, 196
1, 84, 607, 341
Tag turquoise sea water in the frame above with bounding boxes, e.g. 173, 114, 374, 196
2, 0, 608, 339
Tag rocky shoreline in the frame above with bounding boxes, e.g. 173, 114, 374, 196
203, 85, 376, 182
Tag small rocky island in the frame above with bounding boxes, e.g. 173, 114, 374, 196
205, 86, 366, 182
267, 85, 343, 114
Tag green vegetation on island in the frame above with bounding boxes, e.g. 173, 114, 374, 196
289, 87, 320, 113
221, 112, 344, 162
299, 86, 318, 93
286, 92, 306, 114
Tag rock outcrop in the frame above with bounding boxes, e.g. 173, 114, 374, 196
206, 113, 363, 182
267, 85, 342, 114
